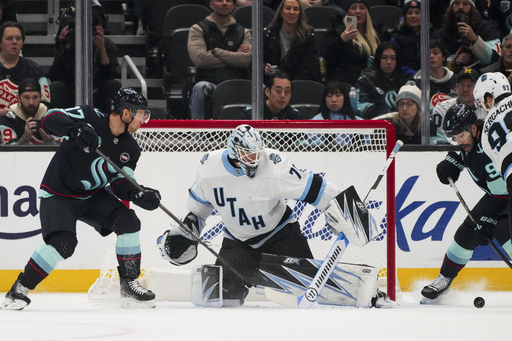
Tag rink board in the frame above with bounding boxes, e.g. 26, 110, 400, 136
1, 150, 511, 292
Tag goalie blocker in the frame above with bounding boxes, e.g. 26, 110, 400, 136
325, 185, 377, 246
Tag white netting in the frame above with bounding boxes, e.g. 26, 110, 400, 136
89, 121, 396, 301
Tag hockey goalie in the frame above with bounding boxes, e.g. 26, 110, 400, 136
156, 124, 396, 308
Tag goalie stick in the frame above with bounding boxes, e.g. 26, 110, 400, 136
95, 148, 251, 286
265, 140, 404, 308
448, 178, 512, 270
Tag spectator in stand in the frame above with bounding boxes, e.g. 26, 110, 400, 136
311, 81, 359, 120
0, 78, 55, 145
309, 81, 361, 145
414, 39, 457, 112
0, 21, 50, 117
431, 67, 485, 144
481, 34, 512, 86
391, 0, 422, 77
356, 41, 409, 119
49, 1, 121, 114
263, 0, 319, 83
433, 0, 500, 73
374, 81, 435, 144
188, 0, 252, 120
320, 0, 380, 86
0, 0, 17, 25
240, 71, 302, 120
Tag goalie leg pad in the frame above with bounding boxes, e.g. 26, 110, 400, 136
325, 186, 371, 247
191, 265, 223, 307
157, 229, 198, 266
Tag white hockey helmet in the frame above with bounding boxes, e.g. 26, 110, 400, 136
227, 124, 265, 178
473, 72, 511, 110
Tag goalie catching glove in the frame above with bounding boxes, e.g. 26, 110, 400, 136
157, 213, 203, 266
324, 186, 371, 247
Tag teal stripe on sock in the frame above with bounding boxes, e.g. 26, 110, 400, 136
446, 240, 473, 265
502, 240, 512, 259
32, 244, 64, 275
116, 232, 141, 255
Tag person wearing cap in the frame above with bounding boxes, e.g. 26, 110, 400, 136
431, 67, 486, 144
320, 0, 380, 86
481, 34, 512, 86
0, 21, 50, 117
0, 77, 54, 145
432, 0, 500, 73
391, 0, 422, 77
49, 0, 121, 113
373, 80, 435, 144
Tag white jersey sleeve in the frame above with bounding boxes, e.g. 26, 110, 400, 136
186, 148, 340, 247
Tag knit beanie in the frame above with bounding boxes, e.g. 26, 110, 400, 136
403, 0, 421, 15
450, 0, 475, 7
395, 81, 421, 108
343, 0, 370, 12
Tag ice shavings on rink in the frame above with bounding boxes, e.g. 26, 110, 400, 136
0, 290, 511, 341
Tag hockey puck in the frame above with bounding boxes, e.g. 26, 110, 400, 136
473, 297, 485, 308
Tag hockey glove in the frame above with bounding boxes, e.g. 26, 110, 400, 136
473, 215, 497, 246
69, 122, 99, 153
436, 151, 464, 185
129, 187, 161, 210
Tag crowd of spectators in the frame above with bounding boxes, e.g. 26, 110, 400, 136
3, 0, 512, 146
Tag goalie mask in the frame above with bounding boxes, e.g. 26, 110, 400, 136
111, 87, 150, 124
473, 72, 511, 110
227, 125, 265, 178
443, 104, 477, 140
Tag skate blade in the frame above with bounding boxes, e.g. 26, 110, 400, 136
374, 297, 400, 308
1, 298, 29, 310
120, 297, 156, 309
420, 296, 442, 305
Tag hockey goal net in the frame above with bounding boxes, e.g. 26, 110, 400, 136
89, 120, 398, 302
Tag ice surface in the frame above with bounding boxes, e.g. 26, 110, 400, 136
0, 290, 511, 341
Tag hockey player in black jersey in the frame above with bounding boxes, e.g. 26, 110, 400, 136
1, 87, 160, 310
421, 104, 512, 302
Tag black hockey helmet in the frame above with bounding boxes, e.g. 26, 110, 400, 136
443, 104, 477, 137
111, 87, 150, 123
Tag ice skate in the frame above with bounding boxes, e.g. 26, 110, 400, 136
372, 290, 399, 308
421, 273, 453, 303
120, 277, 155, 309
1, 277, 31, 310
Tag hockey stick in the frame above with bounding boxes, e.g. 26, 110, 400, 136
265, 140, 404, 308
95, 148, 251, 284
448, 177, 512, 270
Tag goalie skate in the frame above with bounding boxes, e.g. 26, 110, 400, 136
120, 277, 156, 309
1, 277, 31, 310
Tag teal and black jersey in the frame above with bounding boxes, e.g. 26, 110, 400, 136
461, 132, 508, 199
39, 105, 140, 199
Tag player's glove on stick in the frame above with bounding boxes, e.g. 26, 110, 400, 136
69, 122, 99, 153
129, 187, 161, 210
436, 151, 464, 185
473, 215, 497, 246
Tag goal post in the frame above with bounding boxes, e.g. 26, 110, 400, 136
89, 120, 398, 302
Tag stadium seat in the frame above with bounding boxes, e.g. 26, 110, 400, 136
233, 5, 275, 29
211, 79, 252, 119
369, 5, 402, 34
218, 104, 248, 120
304, 6, 345, 30
290, 80, 325, 110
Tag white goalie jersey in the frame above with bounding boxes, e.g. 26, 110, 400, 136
186, 148, 340, 248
